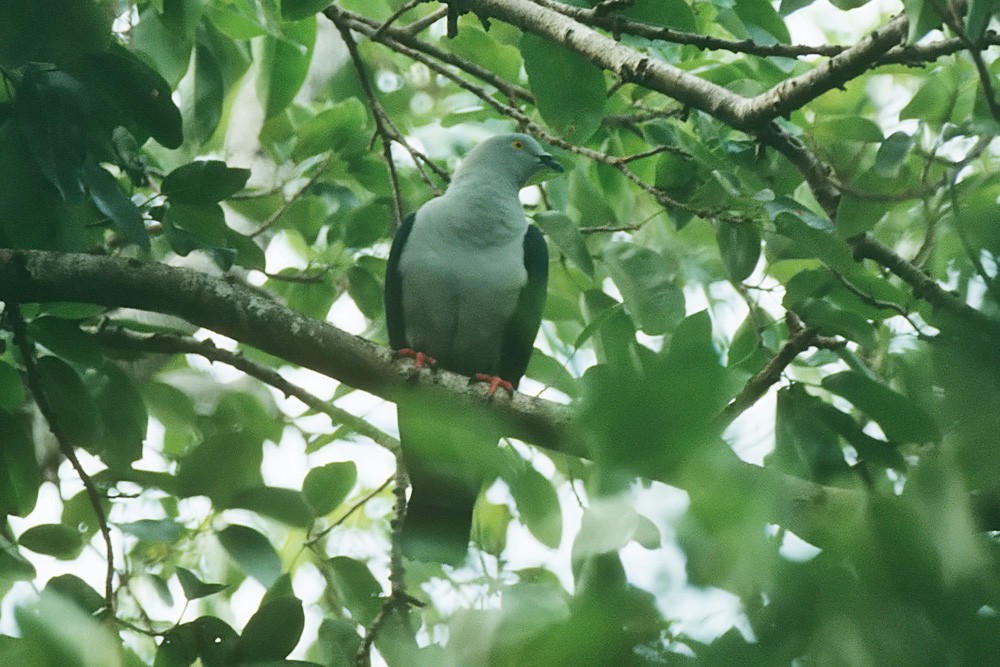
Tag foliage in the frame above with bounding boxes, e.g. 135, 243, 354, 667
1, 0, 1000, 665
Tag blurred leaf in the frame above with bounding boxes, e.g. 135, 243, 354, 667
716, 221, 761, 281
95, 364, 148, 470
771, 384, 852, 483
118, 519, 185, 543
509, 466, 562, 549
0, 360, 25, 410
344, 200, 392, 248
874, 131, 916, 177
794, 297, 876, 348
176, 431, 264, 505
293, 98, 369, 162
0, 539, 36, 582
217, 524, 283, 587
521, 33, 605, 142
18, 524, 83, 560
233, 596, 305, 662
228, 486, 313, 528
902, 0, 944, 42
812, 116, 884, 143
162, 160, 251, 204
258, 16, 317, 119
15, 589, 122, 666
183, 38, 225, 146
603, 241, 685, 335
326, 556, 383, 625
347, 264, 384, 320
526, 350, 579, 398
534, 211, 593, 278
822, 371, 941, 443
303, 461, 358, 516
44, 574, 105, 617
176, 566, 227, 600
734, 0, 791, 43
0, 410, 40, 517
474, 501, 513, 556
283, 0, 332, 20
900, 70, 955, 125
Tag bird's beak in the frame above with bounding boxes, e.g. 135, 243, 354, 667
538, 153, 564, 173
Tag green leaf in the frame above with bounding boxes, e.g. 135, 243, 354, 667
902, 0, 944, 42
19, 523, 84, 560
175, 566, 228, 600
0, 361, 24, 410
217, 524, 283, 587
326, 556, 383, 625
228, 486, 313, 528
80, 156, 150, 250
621, 0, 697, 31
534, 211, 592, 278
0, 410, 40, 517
71, 42, 183, 149
603, 241, 685, 335
282, 0, 332, 20
734, 0, 791, 44
117, 519, 185, 543
900, 72, 955, 126
258, 16, 317, 119
770, 384, 852, 483
133, 6, 193, 88
509, 466, 562, 549
0, 539, 36, 582
234, 596, 305, 661
13, 67, 87, 204
521, 33, 605, 142
162, 160, 251, 204
812, 116, 884, 143
347, 264, 384, 320
96, 364, 148, 470
344, 200, 392, 248
716, 221, 761, 281
822, 371, 941, 443
37, 355, 102, 453
293, 98, 370, 162
177, 431, 264, 505
526, 350, 579, 398
874, 131, 915, 177
44, 574, 106, 617
966, 0, 999, 38
183, 38, 225, 146
303, 461, 358, 516
29, 316, 102, 367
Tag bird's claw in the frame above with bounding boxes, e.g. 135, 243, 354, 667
473, 373, 514, 397
396, 348, 437, 372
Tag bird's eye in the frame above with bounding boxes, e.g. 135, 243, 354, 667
512, 139, 524, 150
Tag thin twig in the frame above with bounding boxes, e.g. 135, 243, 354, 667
6, 303, 116, 612
93, 327, 401, 454
372, 0, 423, 39
308, 477, 394, 545
249, 155, 334, 238
331, 15, 406, 226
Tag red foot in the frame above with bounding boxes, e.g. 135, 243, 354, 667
397, 348, 436, 370
474, 373, 514, 396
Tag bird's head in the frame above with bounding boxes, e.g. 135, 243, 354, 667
454, 133, 564, 189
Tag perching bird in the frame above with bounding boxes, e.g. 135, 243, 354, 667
384, 133, 563, 564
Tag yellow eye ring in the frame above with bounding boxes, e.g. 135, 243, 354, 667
512, 139, 524, 150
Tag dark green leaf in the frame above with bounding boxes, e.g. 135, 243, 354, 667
0, 410, 40, 517
509, 466, 562, 549
234, 596, 305, 661
900, 72, 955, 125
521, 33, 605, 142
344, 200, 392, 248
18, 523, 84, 560
795, 297, 877, 348
162, 160, 251, 204
902, 0, 944, 42
28, 316, 102, 367
217, 524, 283, 587
176, 566, 228, 600
603, 242, 685, 335
534, 211, 592, 277
734, 0, 791, 43
302, 461, 358, 516
184, 38, 225, 146
71, 42, 183, 149
0, 539, 36, 581
282, 0, 332, 21
37, 355, 102, 453
813, 116, 884, 143
228, 487, 313, 528
822, 371, 941, 443
874, 131, 915, 177
326, 556, 383, 625
0, 361, 25, 410
526, 350, 579, 398
80, 156, 150, 250
966, 0, 998, 38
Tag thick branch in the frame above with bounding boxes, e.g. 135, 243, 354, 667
0, 250, 578, 458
